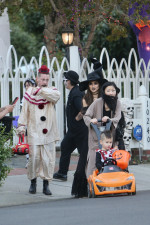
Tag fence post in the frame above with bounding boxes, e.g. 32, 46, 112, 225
69, 46, 81, 75
137, 85, 150, 150
68, 46, 81, 154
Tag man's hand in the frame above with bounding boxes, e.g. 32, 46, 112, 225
31, 87, 38, 95
19, 131, 25, 137
31, 87, 41, 95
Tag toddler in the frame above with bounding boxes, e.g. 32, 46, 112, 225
96, 130, 118, 172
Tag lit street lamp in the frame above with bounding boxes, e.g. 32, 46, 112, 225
62, 26, 74, 46
61, 26, 74, 62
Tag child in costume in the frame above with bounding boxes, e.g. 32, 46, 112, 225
96, 130, 118, 172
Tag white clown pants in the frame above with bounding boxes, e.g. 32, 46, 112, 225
27, 142, 56, 181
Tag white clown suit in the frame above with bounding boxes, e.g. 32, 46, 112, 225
17, 86, 60, 181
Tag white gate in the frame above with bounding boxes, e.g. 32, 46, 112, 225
0, 45, 150, 147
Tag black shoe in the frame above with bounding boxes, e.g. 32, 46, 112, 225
43, 180, 52, 195
53, 172, 67, 181
29, 178, 36, 194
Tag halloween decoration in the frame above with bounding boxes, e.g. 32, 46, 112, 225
129, 3, 150, 67
13, 134, 29, 155
120, 98, 134, 151
112, 150, 131, 170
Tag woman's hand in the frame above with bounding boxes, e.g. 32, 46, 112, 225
5, 104, 15, 113
75, 112, 83, 121
0, 104, 15, 119
90, 118, 98, 124
102, 116, 109, 123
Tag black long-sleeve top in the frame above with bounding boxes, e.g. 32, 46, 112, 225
66, 85, 87, 135
96, 151, 103, 171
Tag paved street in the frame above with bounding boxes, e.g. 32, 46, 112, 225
0, 190, 150, 225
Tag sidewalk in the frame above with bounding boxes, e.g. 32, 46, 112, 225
0, 151, 78, 207
0, 152, 150, 207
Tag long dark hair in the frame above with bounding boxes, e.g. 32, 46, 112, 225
83, 83, 101, 106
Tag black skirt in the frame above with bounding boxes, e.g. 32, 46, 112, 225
71, 171, 88, 198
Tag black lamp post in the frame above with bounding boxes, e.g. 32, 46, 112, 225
61, 26, 74, 62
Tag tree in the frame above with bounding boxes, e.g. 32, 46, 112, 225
10, 23, 43, 62
0, 0, 150, 58
88, 22, 138, 67
9, 10, 45, 61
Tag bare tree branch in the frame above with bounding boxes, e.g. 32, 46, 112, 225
49, 0, 59, 12
82, 19, 97, 57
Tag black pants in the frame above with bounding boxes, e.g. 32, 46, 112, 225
118, 138, 125, 150
58, 128, 88, 175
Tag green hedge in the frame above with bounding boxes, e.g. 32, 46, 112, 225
0, 128, 13, 186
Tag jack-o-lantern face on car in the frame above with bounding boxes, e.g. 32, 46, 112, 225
113, 152, 123, 160
112, 150, 131, 170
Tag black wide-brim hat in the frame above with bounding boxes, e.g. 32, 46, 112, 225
79, 73, 108, 91
79, 61, 108, 91
102, 81, 120, 94
64, 70, 79, 84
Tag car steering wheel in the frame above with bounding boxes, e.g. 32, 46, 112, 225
104, 158, 117, 166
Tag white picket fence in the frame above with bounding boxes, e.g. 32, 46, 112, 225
0, 45, 150, 143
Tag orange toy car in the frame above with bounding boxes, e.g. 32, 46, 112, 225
13, 135, 29, 155
88, 151, 136, 198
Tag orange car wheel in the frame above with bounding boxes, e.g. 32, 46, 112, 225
128, 185, 136, 196
88, 183, 92, 198
131, 185, 136, 195
91, 183, 96, 198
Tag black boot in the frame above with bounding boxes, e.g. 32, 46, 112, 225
29, 178, 36, 194
53, 172, 67, 181
43, 180, 52, 195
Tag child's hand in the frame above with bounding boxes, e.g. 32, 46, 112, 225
90, 118, 98, 124
102, 116, 109, 123
114, 146, 118, 151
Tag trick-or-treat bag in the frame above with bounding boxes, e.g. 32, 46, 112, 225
112, 150, 131, 170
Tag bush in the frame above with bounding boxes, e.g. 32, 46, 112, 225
0, 127, 13, 186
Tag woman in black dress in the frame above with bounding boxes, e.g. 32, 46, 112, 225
71, 59, 107, 198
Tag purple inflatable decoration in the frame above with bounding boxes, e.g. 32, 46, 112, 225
129, 3, 150, 66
